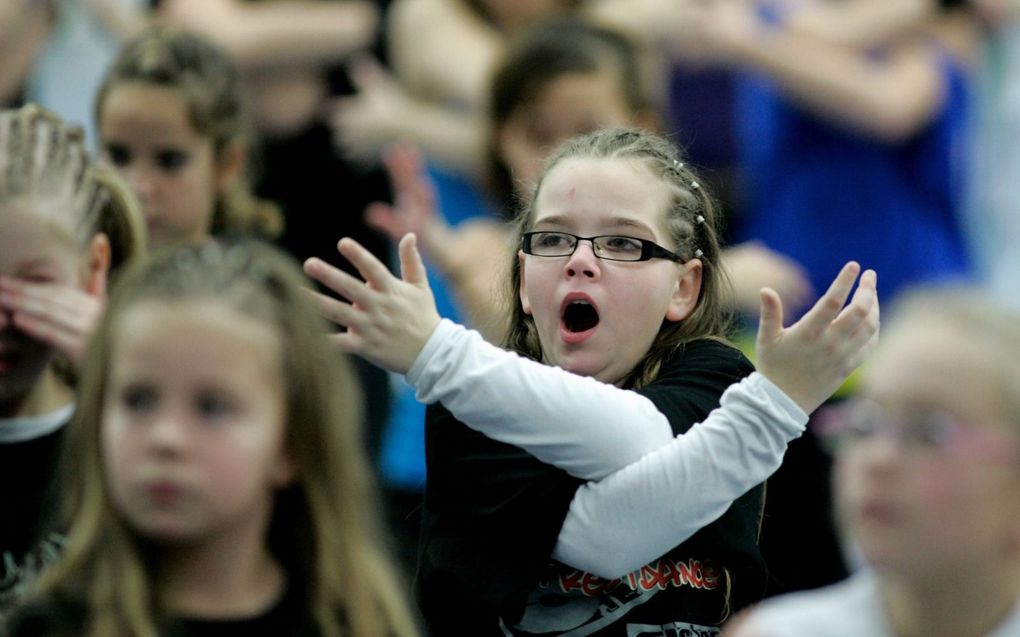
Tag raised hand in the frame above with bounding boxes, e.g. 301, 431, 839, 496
755, 261, 879, 414
722, 241, 815, 316
328, 55, 415, 166
303, 233, 441, 374
364, 142, 442, 244
0, 276, 105, 367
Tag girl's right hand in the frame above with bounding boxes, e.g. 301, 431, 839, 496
755, 261, 879, 414
303, 233, 441, 375
0, 276, 104, 367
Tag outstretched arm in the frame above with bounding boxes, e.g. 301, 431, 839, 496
304, 234, 676, 479
552, 263, 880, 577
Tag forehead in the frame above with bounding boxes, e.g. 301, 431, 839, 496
0, 202, 79, 273
862, 321, 1010, 425
112, 300, 282, 377
533, 156, 672, 235
100, 82, 200, 143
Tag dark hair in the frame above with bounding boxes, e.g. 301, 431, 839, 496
503, 127, 733, 388
488, 16, 649, 212
96, 27, 282, 240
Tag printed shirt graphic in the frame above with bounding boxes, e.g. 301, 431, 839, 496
502, 555, 727, 637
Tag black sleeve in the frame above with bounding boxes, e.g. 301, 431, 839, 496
636, 340, 754, 436
417, 403, 583, 632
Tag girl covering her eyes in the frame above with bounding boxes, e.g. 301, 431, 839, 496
0, 103, 146, 622
5, 238, 420, 637
306, 126, 880, 635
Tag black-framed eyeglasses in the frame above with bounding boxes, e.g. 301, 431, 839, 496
522, 231, 684, 263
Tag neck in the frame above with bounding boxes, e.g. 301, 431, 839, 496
880, 561, 1020, 637
157, 522, 285, 620
0, 366, 74, 419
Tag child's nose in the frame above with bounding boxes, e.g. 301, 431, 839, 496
564, 240, 601, 280
148, 411, 189, 454
125, 165, 158, 202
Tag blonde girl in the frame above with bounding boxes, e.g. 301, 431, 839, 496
729, 289, 1020, 637
0, 103, 145, 621
306, 127, 880, 634
6, 238, 418, 637
95, 26, 283, 249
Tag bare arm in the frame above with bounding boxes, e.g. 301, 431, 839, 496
676, 1, 957, 142
0, 1, 52, 105
159, 0, 379, 71
787, 0, 935, 49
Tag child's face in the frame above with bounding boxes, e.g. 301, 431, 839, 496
836, 322, 1020, 579
0, 207, 82, 410
498, 70, 636, 198
519, 157, 696, 384
99, 83, 223, 249
102, 301, 293, 546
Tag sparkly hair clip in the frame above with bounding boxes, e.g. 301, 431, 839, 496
690, 180, 700, 190
694, 249, 704, 258
695, 215, 705, 224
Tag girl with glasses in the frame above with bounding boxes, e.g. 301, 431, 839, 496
306, 127, 879, 635
728, 289, 1020, 637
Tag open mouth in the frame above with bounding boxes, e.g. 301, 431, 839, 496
562, 299, 600, 333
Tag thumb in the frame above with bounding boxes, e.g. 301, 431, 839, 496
398, 233, 428, 285
757, 287, 784, 346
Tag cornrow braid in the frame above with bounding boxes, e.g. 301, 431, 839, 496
503, 127, 734, 387
0, 104, 108, 246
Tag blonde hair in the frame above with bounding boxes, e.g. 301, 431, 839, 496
503, 127, 733, 388
96, 27, 283, 240
0, 104, 147, 270
883, 287, 1020, 428
36, 239, 418, 637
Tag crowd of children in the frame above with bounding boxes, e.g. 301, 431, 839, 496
1, 2, 1019, 636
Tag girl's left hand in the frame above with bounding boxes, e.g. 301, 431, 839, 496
303, 233, 441, 374
0, 276, 104, 367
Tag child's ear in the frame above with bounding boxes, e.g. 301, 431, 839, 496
215, 141, 246, 195
518, 250, 533, 316
665, 259, 702, 322
83, 233, 111, 297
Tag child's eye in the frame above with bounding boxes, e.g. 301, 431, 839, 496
196, 391, 234, 421
601, 236, 643, 253
105, 144, 131, 167
535, 232, 570, 248
156, 150, 190, 171
121, 384, 157, 413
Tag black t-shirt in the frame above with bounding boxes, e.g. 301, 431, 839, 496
6, 585, 321, 637
416, 340, 759, 636
1, 418, 70, 620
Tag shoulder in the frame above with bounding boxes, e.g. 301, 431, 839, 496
636, 340, 754, 435
734, 572, 889, 637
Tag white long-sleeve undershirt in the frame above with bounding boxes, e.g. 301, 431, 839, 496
406, 319, 807, 577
